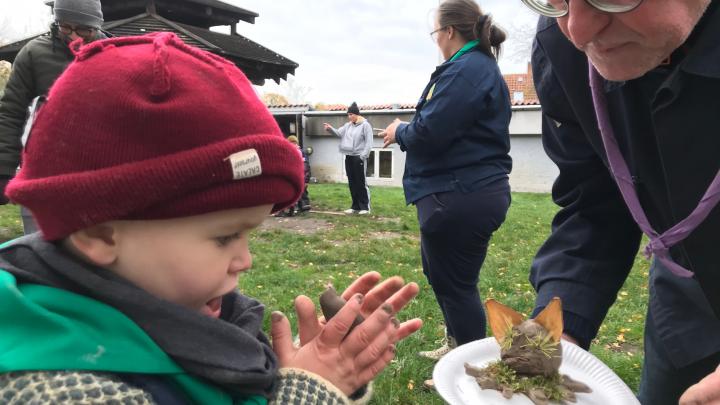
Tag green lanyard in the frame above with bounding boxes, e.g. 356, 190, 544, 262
449, 40, 479, 62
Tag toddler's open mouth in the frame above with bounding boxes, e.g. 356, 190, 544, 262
201, 296, 223, 318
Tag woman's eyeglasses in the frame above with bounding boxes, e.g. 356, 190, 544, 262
520, 0, 643, 17
429, 27, 447, 42
55, 23, 96, 38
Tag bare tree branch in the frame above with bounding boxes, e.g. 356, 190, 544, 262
279, 77, 312, 104
505, 19, 536, 67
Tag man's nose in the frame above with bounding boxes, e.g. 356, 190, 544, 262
564, 0, 612, 48
68, 32, 81, 42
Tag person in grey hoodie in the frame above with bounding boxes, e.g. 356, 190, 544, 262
323, 102, 374, 214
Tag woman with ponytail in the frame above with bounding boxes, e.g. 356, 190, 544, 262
381, 0, 512, 387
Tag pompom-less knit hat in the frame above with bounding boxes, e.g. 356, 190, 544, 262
7, 33, 304, 240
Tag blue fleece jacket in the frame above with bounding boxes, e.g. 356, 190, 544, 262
396, 48, 512, 204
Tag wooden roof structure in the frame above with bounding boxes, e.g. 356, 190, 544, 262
0, 0, 297, 85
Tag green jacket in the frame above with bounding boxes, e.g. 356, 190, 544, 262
0, 270, 265, 404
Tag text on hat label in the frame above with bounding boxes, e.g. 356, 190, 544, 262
227, 149, 262, 180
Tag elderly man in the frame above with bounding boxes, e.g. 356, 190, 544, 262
0, 0, 106, 233
523, 0, 719, 403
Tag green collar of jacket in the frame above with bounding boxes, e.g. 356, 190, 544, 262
449, 40, 480, 62
0, 270, 265, 405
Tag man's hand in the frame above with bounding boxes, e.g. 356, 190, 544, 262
561, 333, 579, 346
323, 123, 332, 131
680, 364, 720, 404
0, 177, 11, 205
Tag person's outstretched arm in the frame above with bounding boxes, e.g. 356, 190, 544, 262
323, 122, 347, 138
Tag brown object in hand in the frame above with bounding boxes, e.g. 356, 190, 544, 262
319, 286, 364, 332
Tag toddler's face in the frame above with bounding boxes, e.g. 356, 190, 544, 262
106, 205, 272, 317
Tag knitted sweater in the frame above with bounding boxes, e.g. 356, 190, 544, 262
0, 369, 371, 405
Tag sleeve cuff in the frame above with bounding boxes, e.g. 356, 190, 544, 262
270, 368, 373, 405
532, 282, 611, 350
395, 124, 408, 152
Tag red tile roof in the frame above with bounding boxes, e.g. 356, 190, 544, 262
266, 103, 312, 109
317, 103, 416, 111
503, 63, 539, 106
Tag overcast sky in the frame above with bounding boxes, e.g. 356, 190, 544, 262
0, 0, 538, 104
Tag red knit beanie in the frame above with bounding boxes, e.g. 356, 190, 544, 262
7, 33, 304, 240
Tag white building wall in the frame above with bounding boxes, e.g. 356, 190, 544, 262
301, 107, 557, 193
507, 108, 558, 193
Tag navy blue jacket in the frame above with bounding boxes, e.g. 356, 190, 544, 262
395, 48, 512, 204
530, 7, 720, 368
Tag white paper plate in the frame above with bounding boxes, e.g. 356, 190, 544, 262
434, 337, 639, 405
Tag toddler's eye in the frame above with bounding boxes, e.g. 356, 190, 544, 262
215, 232, 241, 247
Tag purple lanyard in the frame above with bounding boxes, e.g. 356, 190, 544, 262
588, 63, 720, 278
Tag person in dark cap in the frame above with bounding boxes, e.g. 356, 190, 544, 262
323, 102, 374, 214
0, 0, 107, 234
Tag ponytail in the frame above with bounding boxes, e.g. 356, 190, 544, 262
438, 0, 506, 61
474, 14, 506, 60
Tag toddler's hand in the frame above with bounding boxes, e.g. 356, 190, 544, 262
271, 293, 413, 395
293, 272, 421, 346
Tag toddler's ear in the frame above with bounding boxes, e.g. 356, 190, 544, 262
67, 224, 118, 266
486, 299, 523, 344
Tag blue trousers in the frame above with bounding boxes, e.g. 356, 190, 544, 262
416, 179, 510, 345
637, 309, 720, 404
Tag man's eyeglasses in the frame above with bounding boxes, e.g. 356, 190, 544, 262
429, 26, 447, 41
55, 23, 97, 38
520, 0, 643, 17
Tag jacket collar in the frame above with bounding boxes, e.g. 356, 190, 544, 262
681, 1, 720, 78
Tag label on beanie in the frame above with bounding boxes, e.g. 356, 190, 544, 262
227, 149, 262, 180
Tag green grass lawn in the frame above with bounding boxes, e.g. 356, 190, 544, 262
247, 184, 648, 404
0, 184, 648, 404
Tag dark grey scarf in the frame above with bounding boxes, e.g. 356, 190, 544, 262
0, 234, 278, 397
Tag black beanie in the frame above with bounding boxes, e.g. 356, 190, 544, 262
347, 102, 360, 115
